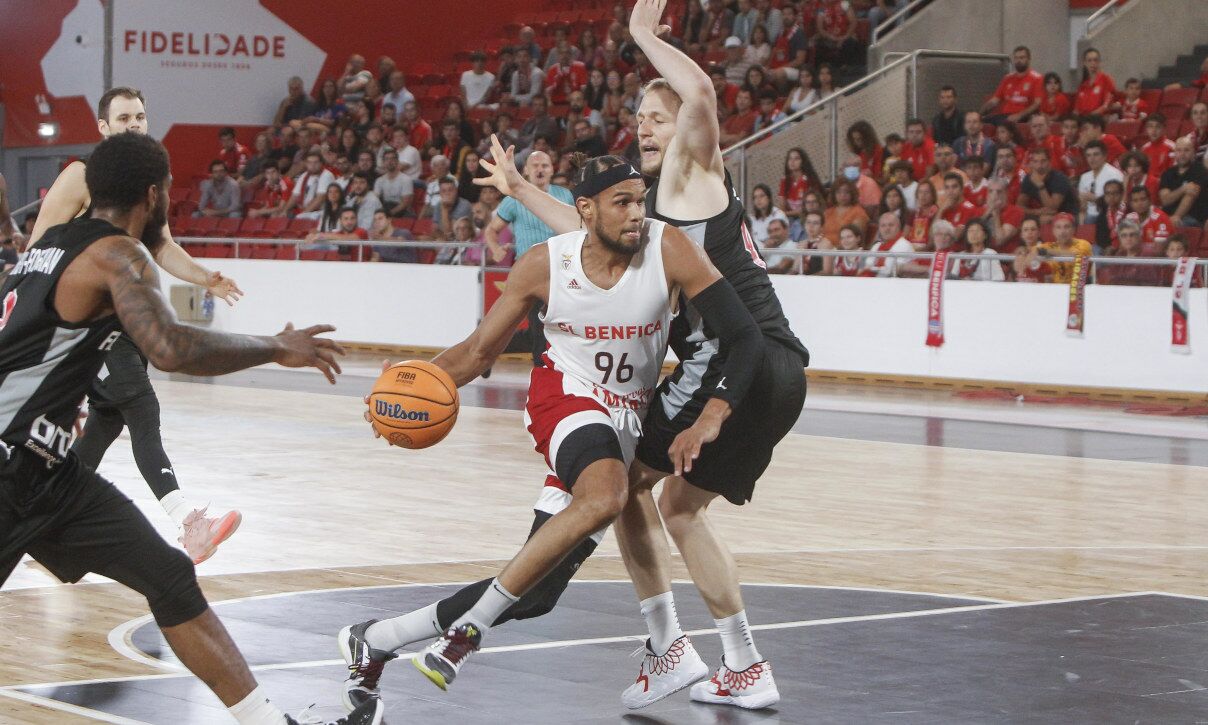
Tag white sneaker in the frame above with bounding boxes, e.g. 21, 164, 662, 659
690, 659, 780, 709
621, 635, 709, 709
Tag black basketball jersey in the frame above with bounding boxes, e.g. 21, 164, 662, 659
0, 218, 124, 465
645, 171, 809, 365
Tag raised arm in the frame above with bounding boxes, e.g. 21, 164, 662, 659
96, 235, 341, 381
629, 0, 721, 169
661, 224, 764, 474
29, 161, 90, 246
430, 244, 548, 385
475, 134, 581, 234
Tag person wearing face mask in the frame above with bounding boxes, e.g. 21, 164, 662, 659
840, 156, 882, 208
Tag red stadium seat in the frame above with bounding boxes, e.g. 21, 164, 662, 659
1140, 88, 1163, 109
299, 250, 324, 261
250, 245, 277, 260
286, 218, 317, 237
215, 217, 242, 237
1166, 116, 1187, 139
1180, 227, 1203, 254
391, 217, 414, 230
412, 218, 434, 237
1177, 120, 1194, 139
239, 217, 266, 236
1160, 104, 1188, 124
256, 216, 289, 238
186, 188, 203, 204
275, 245, 296, 260
1076, 224, 1095, 242
1039, 222, 1054, 242
203, 243, 232, 258
236, 244, 254, 259
1161, 87, 1200, 108
1107, 119, 1140, 142
185, 216, 220, 237
182, 243, 205, 256
169, 187, 190, 203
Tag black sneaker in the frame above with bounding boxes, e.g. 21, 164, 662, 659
337, 620, 398, 711
285, 697, 383, 724
410, 622, 483, 690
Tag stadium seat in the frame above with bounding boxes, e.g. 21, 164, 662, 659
1140, 88, 1163, 109
185, 216, 220, 237
412, 218, 434, 237
256, 216, 289, 238
286, 218, 317, 237
1161, 87, 1200, 108
186, 188, 203, 204
1166, 116, 1187, 139
169, 187, 189, 203
1159, 104, 1188, 124
1179, 227, 1203, 253
1076, 224, 1095, 243
299, 250, 326, 261
275, 245, 296, 260
175, 201, 198, 218
391, 217, 414, 231
239, 217, 267, 236
215, 217, 243, 237
1107, 119, 1140, 141
236, 244, 254, 259
204, 243, 233, 258
249, 244, 276, 260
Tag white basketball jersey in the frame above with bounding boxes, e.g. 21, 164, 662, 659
541, 219, 674, 414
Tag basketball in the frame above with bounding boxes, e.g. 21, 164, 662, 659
367, 360, 459, 449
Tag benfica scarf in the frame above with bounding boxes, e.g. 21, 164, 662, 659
925, 250, 950, 347
1065, 255, 1088, 337
1171, 256, 1197, 353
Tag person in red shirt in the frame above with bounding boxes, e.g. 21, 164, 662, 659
980, 177, 1026, 250
401, 101, 432, 154
544, 48, 588, 105
246, 165, 294, 218
1140, 113, 1176, 178
1186, 101, 1208, 160
217, 127, 249, 177
1039, 72, 1072, 119
1116, 78, 1151, 121
720, 88, 758, 146
1127, 185, 1173, 250
709, 66, 740, 115
815, 0, 861, 67
992, 145, 1027, 205
939, 171, 983, 235
1119, 151, 1160, 206
961, 156, 989, 207
1079, 114, 1127, 163
1075, 47, 1118, 116
777, 146, 822, 213
907, 180, 939, 244
900, 118, 935, 181
1012, 218, 1051, 281
1054, 114, 1083, 176
982, 46, 1044, 124
845, 120, 884, 178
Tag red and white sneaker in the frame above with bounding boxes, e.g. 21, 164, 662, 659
621, 635, 709, 709
690, 659, 780, 710
178, 507, 242, 565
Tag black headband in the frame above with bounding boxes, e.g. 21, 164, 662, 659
572, 163, 644, 200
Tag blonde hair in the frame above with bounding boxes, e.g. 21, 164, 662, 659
641, 78, 682, 106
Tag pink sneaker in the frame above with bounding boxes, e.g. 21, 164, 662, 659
178, 507, 242, 564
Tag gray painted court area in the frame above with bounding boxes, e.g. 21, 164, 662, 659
19, 584, 1208, 723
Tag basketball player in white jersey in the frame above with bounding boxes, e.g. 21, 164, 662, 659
31, 87, 244, 564
336, 154, 764, 709
467, 0, 810, 709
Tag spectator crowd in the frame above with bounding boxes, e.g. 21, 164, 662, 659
169, 0, 1208, 286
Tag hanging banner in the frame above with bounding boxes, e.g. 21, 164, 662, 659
1171, 256, 1197, 353
925, 250, 950, 347
1065, 255, 1088, 337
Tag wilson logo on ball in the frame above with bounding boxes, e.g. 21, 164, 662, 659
375, 400, 431, 421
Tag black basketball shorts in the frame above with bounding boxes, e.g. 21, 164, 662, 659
636, 337, 807, 505
88, 334, 153, 409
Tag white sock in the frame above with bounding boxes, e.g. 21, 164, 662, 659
365, 602, 442, 652
160, 490, 193, 527
640, 592, 684, 654
454, 578, 518, 633
228, 686, 287, 725
715, 610, 761, 671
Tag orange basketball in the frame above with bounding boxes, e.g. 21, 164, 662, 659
367, 360, 459, 449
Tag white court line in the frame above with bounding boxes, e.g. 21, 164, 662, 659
14, 590, 1161, 695
103, 581, 1003, 674
0, 688, 151, 724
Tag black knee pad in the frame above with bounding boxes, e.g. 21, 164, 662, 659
555, 423, 623, 491
146, 548, 208, 628
510, 536, 599, 621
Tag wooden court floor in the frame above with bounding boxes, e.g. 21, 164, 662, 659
1, 365, 1206, 722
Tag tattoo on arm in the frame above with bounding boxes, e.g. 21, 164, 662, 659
105, 240, 277, 375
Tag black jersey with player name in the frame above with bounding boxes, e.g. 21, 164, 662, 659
0, 218, 124, 466
645, 170, 809, 364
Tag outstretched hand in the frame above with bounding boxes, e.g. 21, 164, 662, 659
274, 322, 346, 384
630, 0, 673, 37
206, 271, 244, 306
364, 359, 394, 439
474, 134, 523, 197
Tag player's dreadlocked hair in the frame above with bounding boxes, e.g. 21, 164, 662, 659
85, 132, 170, 211
567, 153, 635, 193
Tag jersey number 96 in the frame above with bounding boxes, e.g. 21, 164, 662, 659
595, 351, 634, 385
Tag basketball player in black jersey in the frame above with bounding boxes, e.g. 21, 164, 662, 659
30, 87, 244, 564
0, 132, 376, 725
464, 0, 808, 710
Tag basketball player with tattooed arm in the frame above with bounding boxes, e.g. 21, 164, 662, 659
462, 0, 806, 710
30, 87, 245, 565
0, 132, 378, 724
336, 154, 763, 711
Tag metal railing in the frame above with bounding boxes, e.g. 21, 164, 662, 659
869, 0, 931, 45
721, 49, 1009, 201
1085, 0, 1128, 36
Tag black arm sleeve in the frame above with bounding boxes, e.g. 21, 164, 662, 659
688, 278, 764, 409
